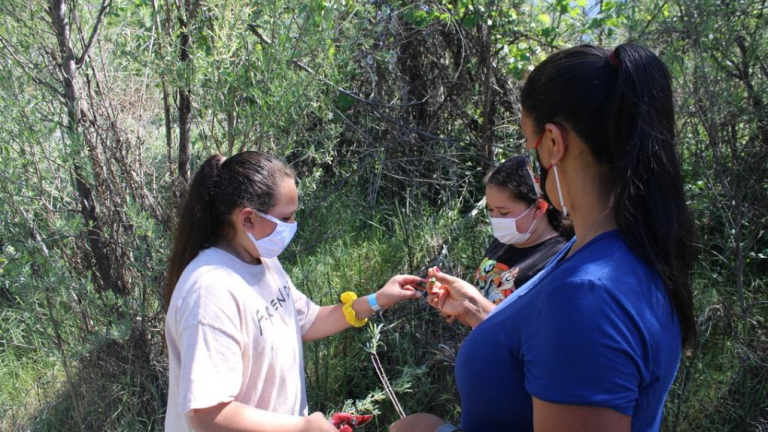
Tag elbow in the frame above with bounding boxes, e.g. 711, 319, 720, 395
188, 402, 229, 431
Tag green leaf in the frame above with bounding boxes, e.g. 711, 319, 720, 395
403, 8, 416, 23
602, 1, 617, 12
537, 13, 551, 25
335, 92, 355, 110
461, 13, 480, 28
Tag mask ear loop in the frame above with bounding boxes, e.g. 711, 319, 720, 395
528, 133, 545, 197
552, 164, 567, 217
535, 130, 568, 217
526, 162, 542, 197
524, 208, 538, 235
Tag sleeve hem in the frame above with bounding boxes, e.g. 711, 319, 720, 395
529, 390, 635, 416
300, 302, 320, 335
182, 396, 237, 416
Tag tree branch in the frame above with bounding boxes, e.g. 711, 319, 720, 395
76, 0, 112, 68
0, 34, 66, 99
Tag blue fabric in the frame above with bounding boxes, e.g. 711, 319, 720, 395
455, 230, 681, 432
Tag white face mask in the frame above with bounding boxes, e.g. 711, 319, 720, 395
247, 211, 297, 259
490, 205, 537, 245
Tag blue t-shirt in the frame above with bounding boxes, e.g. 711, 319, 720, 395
455, 230, 681, 432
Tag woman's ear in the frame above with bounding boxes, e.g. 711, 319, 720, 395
535, 198, 549, 216
544, 122, 568, 166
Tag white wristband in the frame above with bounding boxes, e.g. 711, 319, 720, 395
367, 293, 382, 312
434, 423, 461, 432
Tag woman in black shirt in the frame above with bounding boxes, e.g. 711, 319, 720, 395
474, 155, 573, 304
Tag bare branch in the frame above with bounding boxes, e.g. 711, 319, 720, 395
76, 0, 112, 68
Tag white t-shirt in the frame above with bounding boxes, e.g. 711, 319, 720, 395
164, 247, 320, 432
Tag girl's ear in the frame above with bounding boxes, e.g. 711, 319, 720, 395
535, 198, 548, 216
237, 207, 257, 232
544, 122, 568, 166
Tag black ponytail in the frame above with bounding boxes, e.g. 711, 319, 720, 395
521, 43, 696, 348
165, 151, 294, 310
484, 156, 574, 239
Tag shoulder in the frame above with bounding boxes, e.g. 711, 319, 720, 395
530, 232, 671, 346
557, 231, 661, 290
169, 249, 249, 334
176, 249, 248, 296
262, 256, 288, 276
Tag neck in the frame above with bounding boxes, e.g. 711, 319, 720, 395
216, 239, 262, 265
515, 216, 559, 248
568, 193, 617, 256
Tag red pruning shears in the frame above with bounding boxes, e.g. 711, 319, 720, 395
330, 413, 374, 432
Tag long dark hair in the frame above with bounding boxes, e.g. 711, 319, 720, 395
520, 43, 696, 348
484, 155, 574, 239
165, 151, 294, 309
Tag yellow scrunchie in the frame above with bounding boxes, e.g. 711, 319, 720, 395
340, 292, 368, 328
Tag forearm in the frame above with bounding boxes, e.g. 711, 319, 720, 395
302, 295, 375, 341
462, 293, 496, 328
189, 401, 306, 432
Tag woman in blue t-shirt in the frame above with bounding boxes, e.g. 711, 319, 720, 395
391, 43, 696, 432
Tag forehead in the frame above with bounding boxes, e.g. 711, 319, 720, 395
272, 176, 298, 209
520, 111, 535, 135
485, 184, 527, 208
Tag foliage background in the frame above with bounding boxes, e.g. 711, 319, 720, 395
0, 0, 766, 431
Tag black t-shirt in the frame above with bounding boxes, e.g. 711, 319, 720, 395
473, 235, 568, 304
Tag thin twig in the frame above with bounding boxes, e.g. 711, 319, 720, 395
76, 0, 112, 67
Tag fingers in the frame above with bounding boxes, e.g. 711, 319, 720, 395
428, 290, 439, 308
401, 288, 423, 299
427, 289, 442, 310
431, 267, 459, 286
436, 287, 449, 310
396, 274, 426, 288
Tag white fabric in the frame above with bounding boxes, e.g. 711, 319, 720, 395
489, 204, 535, 245
249, 212, 298, 258
164, 247, 319, 432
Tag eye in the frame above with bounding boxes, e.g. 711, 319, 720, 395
499, 212, 510, 217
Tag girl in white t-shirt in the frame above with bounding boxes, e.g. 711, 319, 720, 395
164, 151, 423, 432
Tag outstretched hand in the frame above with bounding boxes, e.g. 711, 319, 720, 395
375, 274, 424, 309
426, 267, 490, 327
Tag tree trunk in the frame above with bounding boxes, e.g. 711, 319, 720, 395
177, 0, 198, 184
226, 107, 235, 156
479, 22, 496, 167
151, 0, 175, 177
48, 0, 127, 296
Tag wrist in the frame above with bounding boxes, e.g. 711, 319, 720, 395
460, 298, 487, 328
350, 296, 375, 321
342, 292, 369, 327
368, 293, 382, 311
374, 289, 395, 309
